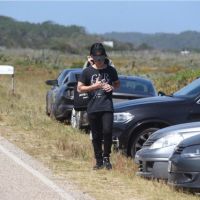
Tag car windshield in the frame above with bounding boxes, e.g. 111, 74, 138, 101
57, 70, 71, 86
173, 78, 200, 97
114, 78, 156, 95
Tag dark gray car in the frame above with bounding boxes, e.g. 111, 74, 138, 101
46, 68, 82, 121
168, 134, 200, 191
135, 122, 200, 179
113, 77, 200, 158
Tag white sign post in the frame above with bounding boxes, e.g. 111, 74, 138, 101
0, 65, 15, 94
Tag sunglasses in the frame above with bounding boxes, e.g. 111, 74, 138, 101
92, 55, 106, 62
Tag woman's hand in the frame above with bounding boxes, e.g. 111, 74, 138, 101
92, 77, 103, 90
102, 83, 113, 92
87, 56, 95, 66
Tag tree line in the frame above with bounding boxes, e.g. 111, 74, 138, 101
0, 16, 134, 54
103, 31, 200, 51
2, 15, 198, 53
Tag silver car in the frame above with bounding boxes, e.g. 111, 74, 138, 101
168, 134, 200, 191
135, 122, 200, 179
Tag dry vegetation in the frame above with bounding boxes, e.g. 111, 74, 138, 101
0, 49, 200, 200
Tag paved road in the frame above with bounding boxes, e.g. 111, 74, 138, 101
0, 136, 94, 200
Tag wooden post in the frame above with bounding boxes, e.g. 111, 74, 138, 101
12, 74, 15, 94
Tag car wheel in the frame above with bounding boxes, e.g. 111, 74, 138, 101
71, 108, 82, 129
130, 127, 159, 158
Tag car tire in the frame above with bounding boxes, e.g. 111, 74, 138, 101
71, 108, 83, 129
130, 127, 160, 158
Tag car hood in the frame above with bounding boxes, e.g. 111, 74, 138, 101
178, 133, 200, 147
114, 95, 182, 111
112, 92, 153, 103
136, 122, 200, 160
149, 122, 200, 141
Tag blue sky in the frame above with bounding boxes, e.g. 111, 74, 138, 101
0, 1, 200, 34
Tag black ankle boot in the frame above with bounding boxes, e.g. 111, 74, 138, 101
93, 159, 103, 170
103, 157, 112, 170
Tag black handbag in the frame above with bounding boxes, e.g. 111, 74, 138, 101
73, 85, 89, 111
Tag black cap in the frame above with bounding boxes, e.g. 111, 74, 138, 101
90, 43, 107, 56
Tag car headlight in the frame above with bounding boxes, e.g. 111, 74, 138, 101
150, 134, 183, 149
114, 112, 134, 123
149, 131, 200, 150
181, 145, 200, 158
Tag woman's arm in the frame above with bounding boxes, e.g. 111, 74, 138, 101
113, 80, 120, 89
77, 77, 102, 93
101, 80, 120, 92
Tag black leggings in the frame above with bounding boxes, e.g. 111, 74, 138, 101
88, 111, 113, 159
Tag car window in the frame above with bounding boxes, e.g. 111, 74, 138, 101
63, 77, 69, 84
75, 74, 80, 81
63, 72, 81, 85
57, 70, 71, 86
174, 78, 200, 97
115, 78, 155, 95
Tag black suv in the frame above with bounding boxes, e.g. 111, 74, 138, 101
113, 77, 200, 157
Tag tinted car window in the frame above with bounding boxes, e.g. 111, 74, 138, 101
58, 69, 82, 86
75, 74, 80, 81
174, 78, 200, 97
115, 78, 155, 95
57, 70, 71, 86
63, 77, 69, 84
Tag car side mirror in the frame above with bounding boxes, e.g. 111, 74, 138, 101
45, 79, 58, 86
158, 91, 165, 96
